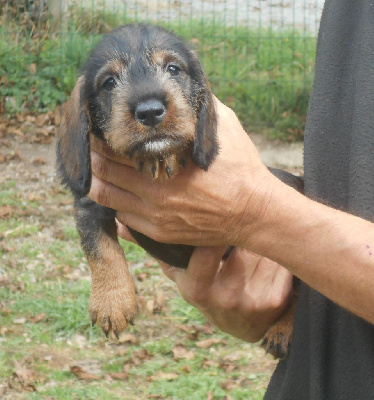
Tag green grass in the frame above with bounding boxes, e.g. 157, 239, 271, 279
0, 8, 316, 139
0, 173, 275, 399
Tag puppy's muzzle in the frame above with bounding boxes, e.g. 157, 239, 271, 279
135, 99, 167, 127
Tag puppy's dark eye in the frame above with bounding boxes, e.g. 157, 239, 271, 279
167, 64, 181, 76
102, 77, 116, 91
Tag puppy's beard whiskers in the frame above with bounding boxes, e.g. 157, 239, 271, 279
143, 138, 172, 154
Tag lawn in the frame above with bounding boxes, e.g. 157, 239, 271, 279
0, 134, 278, 399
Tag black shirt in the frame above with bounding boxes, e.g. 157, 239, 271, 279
265, 1, 374, 399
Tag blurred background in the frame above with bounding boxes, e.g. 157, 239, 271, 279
0, 0, 323, 140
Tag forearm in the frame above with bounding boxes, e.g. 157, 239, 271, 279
239, 176, 374, 324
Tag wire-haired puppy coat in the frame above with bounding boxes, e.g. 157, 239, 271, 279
57, 23, 303, 359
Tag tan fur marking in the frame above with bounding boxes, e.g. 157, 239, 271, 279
106, 74, 196, 163
151, 50, 187, 70
261, 295, 298, 359
94, 59, 125, 88
88, 233, 137, 336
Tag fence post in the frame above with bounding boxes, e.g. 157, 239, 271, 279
48, 0, 67, 31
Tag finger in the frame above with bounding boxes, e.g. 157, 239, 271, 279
183, 246, 227, 283
116, 209, 160, 236
90, 134, 135, 167
250, 254, 281, 287
220, 248, 259, 277
91, 151, 148, 197
271, 263, 294, 297
116, 221, 138, 244
89, 174, 146, 214
117, 210, 190, 245
159, 262, 183, 283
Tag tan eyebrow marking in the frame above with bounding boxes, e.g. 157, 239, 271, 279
94, 59, 125, 88
151, 50, 188, 70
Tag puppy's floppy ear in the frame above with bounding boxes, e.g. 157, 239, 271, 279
56, 76, 92, 197
189, 51, 218, 170
192, 84, 218, 170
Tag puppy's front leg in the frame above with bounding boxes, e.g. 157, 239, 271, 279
74, 197, 137, 337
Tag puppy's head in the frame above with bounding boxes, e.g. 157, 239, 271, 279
57, 23, 217, 196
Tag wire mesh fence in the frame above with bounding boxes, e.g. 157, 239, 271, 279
0, 0, 323, 139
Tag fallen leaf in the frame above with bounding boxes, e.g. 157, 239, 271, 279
135, 272, 149, 281
177, 324, 199, 340
196, 324, 214, 335
173, 345, 194, 360
32, 157, 46, 165
131, 349, 152, 365
70, 365, 101, 381
146, 299, 155, 314
220, 379, 237, 390
155, 290, 165, 310
35, 113, 49, 127
14, 359, 37, 386
203, 359, 219, 369
29, 313, 46, 323
150, 371, 179, 381
27, 193, 43, 202
0, 205, 13, 218
110, 372, 129, 380
53, 108, 62, 126
223, 363, 235, 373
181, 365, 191, 373
7, 150, 22, 161
118, 333, 138, 345
196, 338, 222, 348
9, 281, 25, 292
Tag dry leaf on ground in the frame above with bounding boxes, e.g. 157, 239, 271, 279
150, 372, 179, 381
173, 345, 194, 360
196, 338, 222, 348
110, 372, 129, 380
69, 365, 101, 381
0, 205, 13, 218
118, 333, 138, 345
29, 313, 46, 323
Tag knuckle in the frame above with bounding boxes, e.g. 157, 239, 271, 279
183, 284, 209, 307
91, 152, 109, 180
269, 292, 288, 311
93, 180, 112, 208
220, 291, 241, 312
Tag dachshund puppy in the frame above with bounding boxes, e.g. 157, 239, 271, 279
57, 23, 303, 358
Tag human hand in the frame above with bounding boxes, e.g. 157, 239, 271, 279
159, 244, 293, 342
89, 97, 278, 249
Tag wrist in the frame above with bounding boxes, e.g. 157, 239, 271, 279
229, 170, 284, 250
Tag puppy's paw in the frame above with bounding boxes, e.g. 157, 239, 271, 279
261, 326, 292, 359
136, 157, 160, 179
162, 154, 180, 179
89, 284, 138, 338
135, 154, 185, 180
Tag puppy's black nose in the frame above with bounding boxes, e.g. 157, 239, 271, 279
135, 99, 166, 127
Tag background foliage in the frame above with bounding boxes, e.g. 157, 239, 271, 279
0, 0, 322, 140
